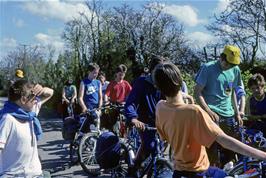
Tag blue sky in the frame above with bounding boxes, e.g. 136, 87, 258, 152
0, 0, 229, 60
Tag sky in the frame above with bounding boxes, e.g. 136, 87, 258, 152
0, 0, 230, 60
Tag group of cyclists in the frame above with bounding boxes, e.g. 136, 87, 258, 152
1, 44, 265, 177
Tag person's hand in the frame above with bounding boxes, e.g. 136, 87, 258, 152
131, 118, 145, 131
235, 114, 243, 126
71, 98, 75, 104
207, 110, 219, 123
81, 107, 87, 113
32, 84, 44, 96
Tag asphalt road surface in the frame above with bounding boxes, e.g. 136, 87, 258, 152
38, 115, 111, 178
0, 97, 110, 178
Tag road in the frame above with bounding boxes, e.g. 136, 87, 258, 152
38, 114, 112, 178
0, 97, 110, 178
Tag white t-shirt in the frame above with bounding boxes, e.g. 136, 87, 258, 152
0, 103, 42, 177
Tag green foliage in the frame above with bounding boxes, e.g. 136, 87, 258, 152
182, 72, 195, 96
241, 70, 253, 97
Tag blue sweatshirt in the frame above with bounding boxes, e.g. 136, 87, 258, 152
125, 75, 163, 126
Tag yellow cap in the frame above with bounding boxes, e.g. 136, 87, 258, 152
15, 69, 24, 78
223, 45, 241, 65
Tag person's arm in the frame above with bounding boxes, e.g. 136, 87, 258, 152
124, 79, 145, 130
194, 84, 219, 122
71, 86, 77, 103
98, 82, 103, 108
32, 84, 54, 105
62, 87, 70, 104
216, 132, 266, 160
182, 92, 194, 104
78, 81, 87, 113
232, 90, 243, 126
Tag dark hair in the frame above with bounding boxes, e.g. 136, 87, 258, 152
149, 55, 165, 72
115, 64, 127, 73
98, 71, 106, 77
247, 73, 265, 88
152, 62, 183, 97
8, 80, 34, 102
87, 63, 100, 72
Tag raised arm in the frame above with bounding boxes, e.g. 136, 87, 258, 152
32, 84, 54, 105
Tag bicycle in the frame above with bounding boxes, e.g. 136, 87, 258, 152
130, 125, 173, 178
77, 103, 132, 177
227, 126, 266, 177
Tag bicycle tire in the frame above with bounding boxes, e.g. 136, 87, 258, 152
109, 142, 131, 178
78, 132, 100, 176
147, 158, 173, 178
227, 160, 261, 177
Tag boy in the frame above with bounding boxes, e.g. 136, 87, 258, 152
153, 62, 266, 177
0, 80, 54, 177
105, 64, 132, 104
246, 73, 266, 136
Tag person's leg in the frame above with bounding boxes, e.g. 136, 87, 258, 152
219, 115, 240, 166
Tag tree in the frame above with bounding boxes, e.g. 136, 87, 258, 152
207, 0, 266, 68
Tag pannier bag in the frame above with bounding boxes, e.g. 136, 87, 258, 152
62, 116, 79, 140
95, 131, 121, 169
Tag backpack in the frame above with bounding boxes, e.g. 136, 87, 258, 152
95, 131, 121, 169
62, 116, 79, 141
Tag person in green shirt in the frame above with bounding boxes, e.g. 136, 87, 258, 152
194, 45, 243, 167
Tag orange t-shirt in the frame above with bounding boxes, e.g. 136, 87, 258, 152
155, 100, 224, 172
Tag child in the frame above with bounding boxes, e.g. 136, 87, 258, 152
246, 73, 266, 136
0, 80, 53, 177
153, 62, 266, 178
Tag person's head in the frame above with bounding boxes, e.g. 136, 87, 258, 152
115, 64, 127, 81
15, 69, 24, 78
65, 78, 73, 86
149, 55, 165, 72
248, 73, 265, 98
98, 71, 106, 84
153, 62, 183, 98
87, 63, 100, 79
8, 79, 37, 111
220, 45, 240, 70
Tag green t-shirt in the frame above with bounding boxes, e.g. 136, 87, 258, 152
195, 60, 241, 117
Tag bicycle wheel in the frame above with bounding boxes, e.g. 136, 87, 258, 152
147, 158, 173, 178
110, 142, 131, 178
227, 160, 261, 177
78, 132, 100, 176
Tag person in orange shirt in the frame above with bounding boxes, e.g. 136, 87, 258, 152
153, 62, 266, 177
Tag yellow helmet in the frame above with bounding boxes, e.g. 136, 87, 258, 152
222, 45, 241, 65
15, 69, 24, 78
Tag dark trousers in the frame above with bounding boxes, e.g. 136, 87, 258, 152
173, 167, 227, 178
207, 115, 240, 167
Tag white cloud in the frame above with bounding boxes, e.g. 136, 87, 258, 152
12, 18, 25, 28
162, 4, 206, 27
23, 0, 92, 22
0, 38, 18, 48
214, 0, 231, 13
34, 33, 64, 53
186, 31, 216, 47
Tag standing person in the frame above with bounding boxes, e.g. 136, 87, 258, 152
246, 73, 266, 136
98, 71, 109, 104
153, 62, 266, 178
125, 55, 165, 174
194, 45, 244, 167
0, 80, 54, 177
62, 78, 77, 118
105, 64, 132, 104
78, 63, 102, 131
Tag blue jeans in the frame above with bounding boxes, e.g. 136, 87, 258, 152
173, 166, 227, 178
